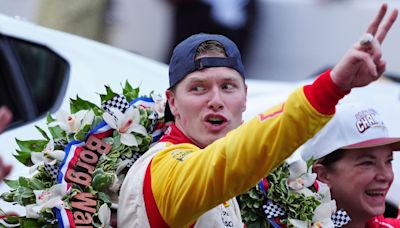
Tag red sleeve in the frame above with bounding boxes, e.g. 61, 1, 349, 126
366, 215, 400, 228
303, 69, 350, 115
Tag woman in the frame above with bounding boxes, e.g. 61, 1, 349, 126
301, 103, 400, 227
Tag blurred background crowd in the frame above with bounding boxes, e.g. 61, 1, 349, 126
1, 0, 400, 81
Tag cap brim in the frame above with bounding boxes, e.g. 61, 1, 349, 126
164, 102, 174, 122
343, 137, 400, 151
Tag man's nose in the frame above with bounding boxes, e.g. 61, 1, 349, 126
207, 88, 224, 111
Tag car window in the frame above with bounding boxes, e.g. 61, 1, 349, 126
0, 35, 69, 129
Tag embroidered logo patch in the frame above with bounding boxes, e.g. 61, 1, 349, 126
171, 150, 193, 162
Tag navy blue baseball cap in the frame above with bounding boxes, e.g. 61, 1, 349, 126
165, 33, 246, 121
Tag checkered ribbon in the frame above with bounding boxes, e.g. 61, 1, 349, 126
262, 200, 286, 219
101, 94, 130, 115
126, 153, 143, 168
54, 139, 66, 147
44, 163, 59, 181
331, 209, 351, 227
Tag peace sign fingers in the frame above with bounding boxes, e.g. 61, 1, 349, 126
375, 8, 398, 44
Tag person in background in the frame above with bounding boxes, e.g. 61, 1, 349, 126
118, 4, 398, 227
302, 103, 400, 227
165, 0, 257, 63
0, 106, 13, 181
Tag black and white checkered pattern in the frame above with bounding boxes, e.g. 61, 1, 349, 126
331, 209, 351, 227
121, 152, 142, 168
44, 163, 59, 181
148, 111, 158, 132
262, 200, 286, 219
101, 94, 130, 115
54, 139, 66, 147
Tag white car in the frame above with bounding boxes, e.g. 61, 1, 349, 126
0, 14, 399, 219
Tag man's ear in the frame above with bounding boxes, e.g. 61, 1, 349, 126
166, 90, 176, 116
242, 83, 248, 112
313, 164, 332, 188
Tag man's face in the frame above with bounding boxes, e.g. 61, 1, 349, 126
166, 66, 247, 148
325, 146, 394, 222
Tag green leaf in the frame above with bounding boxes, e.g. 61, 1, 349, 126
4, 179, 19, 189
46, 112, 56, 123
16, 139, 47, 152
1, 192, 15, 202
100, 85, 118, 104
73, 124, 91, 141
19, 218, 41, 228
13, 150, 31, 165
29, 178, 45, 190
3, 215, 19, 224
123, 81, 140, 102
70, 95, 103, 116
18, 177, 29, 188
35, 125, 50, 140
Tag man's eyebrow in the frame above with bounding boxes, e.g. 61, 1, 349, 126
185, 77, 207, 83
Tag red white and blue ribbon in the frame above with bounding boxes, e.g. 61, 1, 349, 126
54, 95, 164, 227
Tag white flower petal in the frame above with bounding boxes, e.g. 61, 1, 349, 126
288, 180, 304, 191
98, 204, 111, 227
124, 107, 141, 125
49, 183, 69, 197
81, 110, 95, 126
103, 112, 118, 129
25, 204, 40, 219
127, 124, 147, 136
288, 218, 309, 228
121, 133, 138, 146
47, 150, 65, 161
45, 139, 55, 152
316, 181, 332, 202
313, 201, 336, 222
29, 162, 43, 174
289, 159, 307, 180
40, 197, 64, 210
33, 190, 48, 204
31, 152, 45, 165
111, 108, 125, 128
297, 187, 315, 197
302, 173, 317, 187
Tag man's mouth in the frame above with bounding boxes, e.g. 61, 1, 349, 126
207, 116, 225, 125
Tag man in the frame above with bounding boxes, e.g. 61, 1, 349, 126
118, 4, 397, 227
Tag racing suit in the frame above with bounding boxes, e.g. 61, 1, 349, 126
118, 70, 348, 227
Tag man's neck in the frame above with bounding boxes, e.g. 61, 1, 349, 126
159, 123, 194, 145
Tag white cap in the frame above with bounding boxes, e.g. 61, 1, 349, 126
301, 103, 400, 161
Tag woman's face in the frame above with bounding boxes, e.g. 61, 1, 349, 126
319, 145, 394, 221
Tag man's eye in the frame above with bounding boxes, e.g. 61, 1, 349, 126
222, 83, 235, 90
191, 86, 205, 92
386, 158, 393, 165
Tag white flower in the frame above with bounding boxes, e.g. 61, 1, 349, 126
26, 183, 69, 218
29, 139, 65, 173
311, 201, 336, 228
150, 94, 165, 119
48, 109, 94, 133
98, 204, 111, 228
103, 106, 147, 146
287, 159, 317, 196
316, 180, 332, 203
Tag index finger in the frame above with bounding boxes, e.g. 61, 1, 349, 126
375, 8, 398, 43
366, 3, 388, 35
